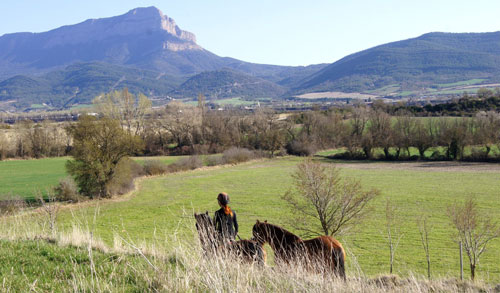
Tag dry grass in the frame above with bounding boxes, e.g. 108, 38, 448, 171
0, 211, 497, 292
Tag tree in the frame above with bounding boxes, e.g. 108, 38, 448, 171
66, 116, 144, 198
93, 88, 152, 137
417, 211, 432, 279
282, 159, 379, 236
447, 197, 500, 280
384, 199, 403, 274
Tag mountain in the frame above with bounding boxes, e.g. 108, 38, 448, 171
0, 6, 227, 78
295, 32, 500, 94
0, 6, 323, 81
0, 62, 183, 110
172, 68, 286, 99
0, 6, 328, 110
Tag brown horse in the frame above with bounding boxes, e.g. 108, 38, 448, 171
252, 220, 345, 278
194, 212, 266, 265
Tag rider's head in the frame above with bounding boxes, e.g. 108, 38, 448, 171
217, 192, 230, 206
217, 192, 233, 216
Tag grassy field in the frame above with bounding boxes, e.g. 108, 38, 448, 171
0, 156, 185, 200
0, 157, 68, 200
2, 156, 500, 282
3, 239, 488, 292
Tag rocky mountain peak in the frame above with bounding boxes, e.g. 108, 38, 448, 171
125, 7, 197, 43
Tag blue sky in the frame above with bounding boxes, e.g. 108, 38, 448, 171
1, 1, 499, 66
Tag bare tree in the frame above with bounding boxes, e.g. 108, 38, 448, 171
384, 198, 403, 274
417, 212, 432, 279
93, 88, 152, 137
282, 159, 379, 236
38, 191, 60, 236
447, 197, 500, 280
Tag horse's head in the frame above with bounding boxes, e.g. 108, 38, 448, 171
252, 220, 269, 245
194, 212, 217, 246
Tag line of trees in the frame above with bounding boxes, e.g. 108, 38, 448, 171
140, 103, 500, 162
2, 90, 500, 162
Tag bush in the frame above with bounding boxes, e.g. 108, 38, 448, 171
204, 155, 224, 167
0, 194, 26, 215
54, 177, 81, 202
106, 158, 141, 196
286, 140, 317, 156
169, 156, 203, 172
222, 148, 255, 164
143, 160, 169, 176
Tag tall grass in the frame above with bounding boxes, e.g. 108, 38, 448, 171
0, 210, 494, 292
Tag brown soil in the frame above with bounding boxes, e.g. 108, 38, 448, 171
334, 161, 500, 173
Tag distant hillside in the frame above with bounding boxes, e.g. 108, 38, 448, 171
0, 62, 183, 110
0, 6, 326, 110
0, 6, 321, 86
171, 68, 286, 99
296, 32, 500, 94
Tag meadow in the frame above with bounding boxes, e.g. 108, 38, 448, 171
2, 156, 499, 283
0, 156, 184, 200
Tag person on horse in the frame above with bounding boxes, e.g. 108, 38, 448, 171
214, 192, 238, 244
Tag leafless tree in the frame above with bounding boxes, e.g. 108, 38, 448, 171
38, 191, 60, 236
447, 196, 500, 280
384, 198, 403, 274
93, 88, 152, 137
417, 211, 432, 279
282, 159, 379, 236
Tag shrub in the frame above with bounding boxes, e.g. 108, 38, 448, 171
0, 194, 26, 215
169, 156, 203, 172
106, 158, 140, 196
54, 177, 81, 202
286, 140, 317, 156
204, 155, 224, 167
222, 148, 255, 164
143, 160, 169, 176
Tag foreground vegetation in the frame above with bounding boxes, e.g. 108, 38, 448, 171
2, 157, 499, 283
2, 237, 494, 292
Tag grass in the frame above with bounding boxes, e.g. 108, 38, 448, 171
436, 79, 486, 88
0, 156, 185, 200
0, 239, 151, 291
0, 157, 68, 200
183, 97, 256, 106
2, 156, 500, 283
2, 238, 489, 292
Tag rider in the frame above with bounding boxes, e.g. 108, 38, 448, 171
214, 192, 238, 243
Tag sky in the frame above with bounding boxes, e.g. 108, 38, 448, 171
1, 1, 499, 66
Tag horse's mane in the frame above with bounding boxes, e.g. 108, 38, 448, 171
259, 222, 301, 242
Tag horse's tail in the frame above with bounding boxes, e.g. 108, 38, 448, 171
256, 243, 266, 265
337, 247, 346, 280
332, 245, 346, 280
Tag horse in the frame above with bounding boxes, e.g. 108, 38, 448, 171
194, 212, 266, 265
252, 220, 345, 279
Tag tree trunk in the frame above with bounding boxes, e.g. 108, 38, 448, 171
383, 147, 390, 160
427, 258, 431, 279
470, 263, 475, 280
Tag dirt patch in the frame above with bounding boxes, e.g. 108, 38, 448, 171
333, 161, 500, 173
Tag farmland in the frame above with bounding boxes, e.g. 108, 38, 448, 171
1, 156, 499, 282
0, 156, 187, 200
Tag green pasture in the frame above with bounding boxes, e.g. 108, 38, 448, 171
2, 156, 500, 281
0, 157, 69, 200
436, 79, 486, 88
45, 157, 500, 281
0, 156, 184, 200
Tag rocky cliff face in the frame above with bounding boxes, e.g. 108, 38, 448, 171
0, 6, 206, 77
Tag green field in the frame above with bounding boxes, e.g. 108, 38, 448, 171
0, 156, 184, 200
436, 79, 486, 88
0, 157, 69, 200
2, 156, 500, 282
